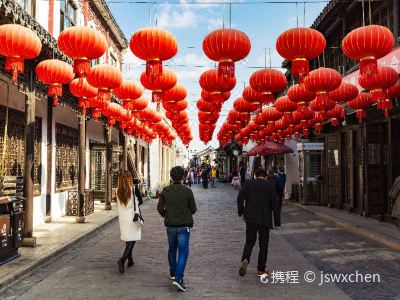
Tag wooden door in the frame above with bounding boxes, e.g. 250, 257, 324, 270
365, 123, 385, 215
354, 127, 365, 213
344, 131, 354, 209
326, 134, 341, 207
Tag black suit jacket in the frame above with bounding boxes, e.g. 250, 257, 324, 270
237, 178, 281, 228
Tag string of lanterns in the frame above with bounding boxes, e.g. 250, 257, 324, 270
204, 22, 400, 148
0, 23, 192, 147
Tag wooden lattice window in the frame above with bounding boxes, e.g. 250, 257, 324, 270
90, 147, 106, 192
0, 106, 41, 195
55, 124, 78, 191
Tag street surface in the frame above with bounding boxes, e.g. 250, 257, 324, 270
1, 184, 399, 299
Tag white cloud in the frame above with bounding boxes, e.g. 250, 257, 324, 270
157, 5, 199, 29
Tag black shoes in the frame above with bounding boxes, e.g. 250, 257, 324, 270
169, 272, 176, 280
172, 279, 187, 292
127, 257, 134, 267
239, 259, 249, 277
117, 258, 125, 274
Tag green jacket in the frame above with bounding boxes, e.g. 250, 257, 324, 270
157, 183, 197, 227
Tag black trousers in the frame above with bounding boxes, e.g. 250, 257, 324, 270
241, 222, 270, 272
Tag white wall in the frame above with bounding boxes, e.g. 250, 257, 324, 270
149, 138, 160, 192
284, 139, 299, 199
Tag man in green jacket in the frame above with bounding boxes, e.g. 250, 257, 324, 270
157, 166, 197, 292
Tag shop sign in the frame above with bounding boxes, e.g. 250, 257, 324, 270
297, 143, 324, 151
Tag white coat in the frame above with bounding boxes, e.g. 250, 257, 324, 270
117, 193, 142, 241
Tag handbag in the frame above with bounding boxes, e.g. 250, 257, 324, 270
132, 194, 144, 225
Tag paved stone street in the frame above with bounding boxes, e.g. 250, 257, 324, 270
1, 184, 399, 300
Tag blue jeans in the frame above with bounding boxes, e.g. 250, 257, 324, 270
167, 226, 190, 281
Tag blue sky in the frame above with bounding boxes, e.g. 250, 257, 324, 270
107, 0, 328, 151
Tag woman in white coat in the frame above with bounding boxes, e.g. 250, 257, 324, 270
116, 171, 142, 274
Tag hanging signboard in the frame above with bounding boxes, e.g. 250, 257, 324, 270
297, 143, 324, 151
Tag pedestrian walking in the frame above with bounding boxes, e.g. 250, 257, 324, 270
237, 168, 280, 278
157, 166, 197, 292
196, 168, 202, 184
277, 166, 287, 207
201, 168, 209, 189
116, 171, 143, 274
239, 164, 246, 188
211, 166, 217, 187
232, 171, 241, 189
186, 168, 194, 187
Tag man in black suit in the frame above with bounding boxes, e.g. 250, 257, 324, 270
237, 168, 281, 277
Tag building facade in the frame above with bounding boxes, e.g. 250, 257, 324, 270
0, 0, 177, 235
288, 0, 400, 224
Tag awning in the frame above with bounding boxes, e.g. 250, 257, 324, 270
247, 142, 294, 157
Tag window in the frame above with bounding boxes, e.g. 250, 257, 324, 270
60, 0, 77, 32
16, 0, 36, 17
0, 106, 41, 195
55, 124, 78, 191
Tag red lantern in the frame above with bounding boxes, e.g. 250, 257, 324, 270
197, 99, 222, 113
0, 24, 42, 83
329, 82, 359, 103
123, 96, 148, 113
358, 66, 398, 117
347, 92, 373, 123
276, 28, 326, 81
163, 99, 188, 112
198, 111, 219, 124
242, 86, 270, 109
202, 28, 251, 78
233, 97, 258, 113
69, 78, 98, 114
227, 110, 250, 127
304, 67, 342, 114
130, 27, 178, 77
36, 59, 75, 106
103, 102, 123, 127
342, 25, 394, 76
293, 107, 315, 137
58, 26, 107, 77
162, 84, 187, 104
326, 104, 345, 127
199, 69, 236, 93
249, 69, 287, 103
89, 97, 105, 120
86, 64, 123, 102
117, 109, 132, 131
140, 69, 177, 107
287, 83, 316, 108
201, 90, 231, 104
114, 80, 143, 103
387, 82, 400, 100
275, 95, 298, 126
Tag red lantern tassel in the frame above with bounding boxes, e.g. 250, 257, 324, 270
263, 93, 275, 104
108, 117, 115, 127
98, 89, 111, 102
292, 58, 309, 82
218, 61, 235, 78
152, 91, 163, 104
331, 118, 339, 127
146, 60, 162, 77
5, 57, 24, 84
359, 57, 377, 76
303, 128, 309, 137
92, 108, 101, 121
380, 99, 393, 118
295, 132, 300, 139
370, 89, 387, 103
48, 84, 62, 106
356, 109, 366, 123
73, 58, 91, 77
316, 123, 322, 134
